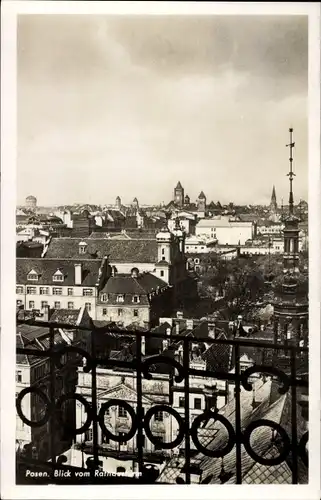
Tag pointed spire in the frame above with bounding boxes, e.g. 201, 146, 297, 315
286, 127, 296, 215
176, 181, 183, 189
198, 191, 206, 200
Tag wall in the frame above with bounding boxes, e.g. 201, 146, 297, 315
16, 285, 97, 318
196, 223, 253, 245
96, 303, 150, 327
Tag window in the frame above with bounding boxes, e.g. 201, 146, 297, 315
16, 371, 22, 383
133, 309, 138, 317
40, 287, 49, 295
155, 411, 163, 422
54, 301, 61, 309
118, 432, 126, 446
67, 288, 73, 296
79, 243, 87, 255
194, 258, 200, 264
118, 406, 127, 418
83, 289, 93, 297
68, 302, 74, 310
116, 294, 125, 303
162, 248, 165, 255
26, 287, 36, 295
160, 271, 164, 277
85, 303, 91, 312
27, 271, 38, 281
132, 295, 140, 303
118, 309, 123, 316
53, 274, 63, 282
102, 308, 107, 316
29, 301, 35, 309
179, 397, 185, 408
194, 398, 202, 410
16, 286, 23, 294
101, 293, 108, 302
52, 288, 62, 295
41, 301, 48, 309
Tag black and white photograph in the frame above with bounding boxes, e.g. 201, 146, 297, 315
1, 2, 320, 499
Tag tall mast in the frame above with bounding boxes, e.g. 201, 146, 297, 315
286, 128, 295, 215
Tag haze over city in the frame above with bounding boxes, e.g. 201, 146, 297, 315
17, 15, 308, 206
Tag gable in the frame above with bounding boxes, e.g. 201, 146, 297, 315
98, 383, 153, 404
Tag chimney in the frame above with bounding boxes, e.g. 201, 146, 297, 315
176, 311, 183, 319
74, 263, 82, 285
175, 323, 180, 335
208, 322, 216, 339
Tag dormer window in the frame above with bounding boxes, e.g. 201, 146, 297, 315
132, 295, 140, 304
79, 241, 87, 255
101, 293, 108, 303
27, 269, 39, 281
53, 269, 64, 282
116, 294, 125, 303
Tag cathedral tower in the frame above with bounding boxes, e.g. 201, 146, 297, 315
272, 129, 308, 350
174, 182, 184, 207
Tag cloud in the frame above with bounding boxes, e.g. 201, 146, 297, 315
17, 15, 308, 206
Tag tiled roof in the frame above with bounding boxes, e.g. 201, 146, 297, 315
202, 333, 231, 372
44, 237, 158, 263
157, 379, 294, 484
17, 258, 102, 286
100, 273, 168, 304
50, 309, 81, 325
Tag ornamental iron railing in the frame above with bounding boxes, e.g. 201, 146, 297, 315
15, 317, 308, 485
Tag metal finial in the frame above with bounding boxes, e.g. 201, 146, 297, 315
286, 128, 295, 215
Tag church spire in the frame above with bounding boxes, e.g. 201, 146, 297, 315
286, 127, 295, 215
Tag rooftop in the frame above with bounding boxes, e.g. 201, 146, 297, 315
44, 237, 158, 263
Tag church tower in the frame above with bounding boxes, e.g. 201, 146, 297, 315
272, 129, 308, 352
197, 191, 207, 215
174, 182, 184, 207
270, 185, 277, 212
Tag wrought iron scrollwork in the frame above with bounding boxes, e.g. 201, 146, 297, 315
190, 410, 236, 458
98, 399, 138, 443
141, 355, 185, 383
242, 419, 291, 466
240, 365, 290, 394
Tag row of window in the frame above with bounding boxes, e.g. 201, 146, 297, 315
17, 286, 94, 296
85, 429, 158, 448
179, 397, 202, 410
100, 294, 140, 304
17, 300, 92, 311
27, 273, 64, 282
101, 308, 139, 317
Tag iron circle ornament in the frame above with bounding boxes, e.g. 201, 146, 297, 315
242, 419, 291, 466
240, 365, 290, 394
298, 431, 308, 466
144, 405, 185, 449
16, 387, 51, 428
141, 355, 185, 383
56, 393, 92, 435
190, 410, 236, 458
98, 399, 138, 443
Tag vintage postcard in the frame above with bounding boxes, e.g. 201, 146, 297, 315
1, 1, 320, 500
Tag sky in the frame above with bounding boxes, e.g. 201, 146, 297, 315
17, 15, 308, 206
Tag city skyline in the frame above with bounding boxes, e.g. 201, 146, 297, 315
18, 15, 308, 206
